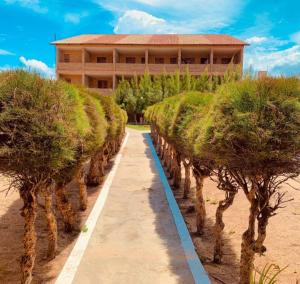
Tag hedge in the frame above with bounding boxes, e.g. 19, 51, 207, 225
145, 77, 300, 284
0, 70, 127, 283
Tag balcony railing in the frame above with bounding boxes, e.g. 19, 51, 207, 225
180, 64, 209, 73
84, 63, 114, 72
57, 62, 82, 72
57, 62, 241, 75
148, 64, 179, 73
115, 63, 146, 74
212, 64, 240, 73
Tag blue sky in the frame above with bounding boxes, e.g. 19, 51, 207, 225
1, 0, 300, 77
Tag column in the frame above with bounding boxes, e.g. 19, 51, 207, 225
145, 49, 149, 73
210, 48, 214, 74
240, 48, 244, 72
178, 48, 181, 72
113, 75, 116, 90
81, 48, 85, 86
113, 48, 117, 67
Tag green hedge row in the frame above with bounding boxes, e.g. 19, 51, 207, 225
145, 77, 300, 283
0, 70, 127, 283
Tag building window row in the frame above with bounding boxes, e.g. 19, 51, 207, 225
62, 54, 234, 65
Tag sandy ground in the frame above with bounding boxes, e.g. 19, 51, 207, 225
0, 129, 194, 284
0, 128, 299, 284
172, 172, 300, 283
0, 158, 115, 283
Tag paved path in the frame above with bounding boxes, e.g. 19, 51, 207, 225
65, 129, 196, 284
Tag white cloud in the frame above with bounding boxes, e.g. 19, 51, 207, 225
246, 36, 267, 44
4, 0, 48, 13
291, 31, 300, 44
64, 12, 88, 24
114, 10, 189, 34
94, 0, 246, 33
0, 49, 14, 56
245, 42, 300, 75
19, 56, 55, 78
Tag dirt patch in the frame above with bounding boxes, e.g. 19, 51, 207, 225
0, 160, 114, 283
170, 171, 300, 284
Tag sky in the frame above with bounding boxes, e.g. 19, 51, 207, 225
0, 0, 300, 78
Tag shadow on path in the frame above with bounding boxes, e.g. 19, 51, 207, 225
142, 133, 239, 284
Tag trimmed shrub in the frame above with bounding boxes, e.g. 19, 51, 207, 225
146, 77, 300, 283
0, 70, 126, 283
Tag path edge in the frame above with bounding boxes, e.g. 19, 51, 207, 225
55, 132, 130, 284
145, 133, 211, 284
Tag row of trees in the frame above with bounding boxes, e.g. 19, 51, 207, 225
0, 70, 127, 283
115, 65, 241, 123
145, 77, 300, 284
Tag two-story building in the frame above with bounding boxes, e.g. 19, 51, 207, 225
52, 34, 248, 95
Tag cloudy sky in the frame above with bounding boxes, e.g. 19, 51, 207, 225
0, 0, 299, 77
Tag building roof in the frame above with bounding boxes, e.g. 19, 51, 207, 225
52, 34, 248, 46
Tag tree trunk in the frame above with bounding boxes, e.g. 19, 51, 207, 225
167, 146, 173, 173
42, 185, 58, 260
213, 190, 237, 263
194, 171, 206, 235
87, 151, 101, 186
239, 198, 259, 284
20, 186, 37, 284
155, 135, 160, 153
98, 151, 105, 178
103, 144, 109, 168
183, 160, 191, 199
55, 185, 76, 233
77, 168, 87, 211
158, 137, 163, 157
173, 151, 181, 189
161, 140, 166, 160
162, 144, 168, 167
253, 207, 269, 254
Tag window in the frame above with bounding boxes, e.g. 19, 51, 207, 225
221, 58, 232, 64
182, 57, 195, 64
97, 57, 107, 63
98, 80, 108, 89
213, 58, 218, 64
170, 57, 177, 64
141, 57, 145, 64
126, 57, 136, 64
155, 57, 164, 64
200, 58, 209, 64
63, 54, 70, 63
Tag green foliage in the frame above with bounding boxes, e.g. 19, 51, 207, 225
250, 264, 287, 284
199, 77, 300, 174
115, 68, 238, 121
0, 70, 126, 188
0, 70, 77, 181
146, 77, 300, 175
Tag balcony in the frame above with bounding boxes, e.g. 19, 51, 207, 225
148, 64, 179, 74
212, 64, 240, 73
57, 62, 82, 73
84, 63, 114, 74
115, 63, 146, 74
180, 64, 209, 74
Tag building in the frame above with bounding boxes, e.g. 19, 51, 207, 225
52, 34, 248, 95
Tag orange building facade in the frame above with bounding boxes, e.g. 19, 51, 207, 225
52, 34, 248, 95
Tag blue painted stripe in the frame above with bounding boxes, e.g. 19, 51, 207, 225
145, 134, 211, 284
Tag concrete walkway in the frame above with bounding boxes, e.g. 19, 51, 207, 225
72, 129, 195, 284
